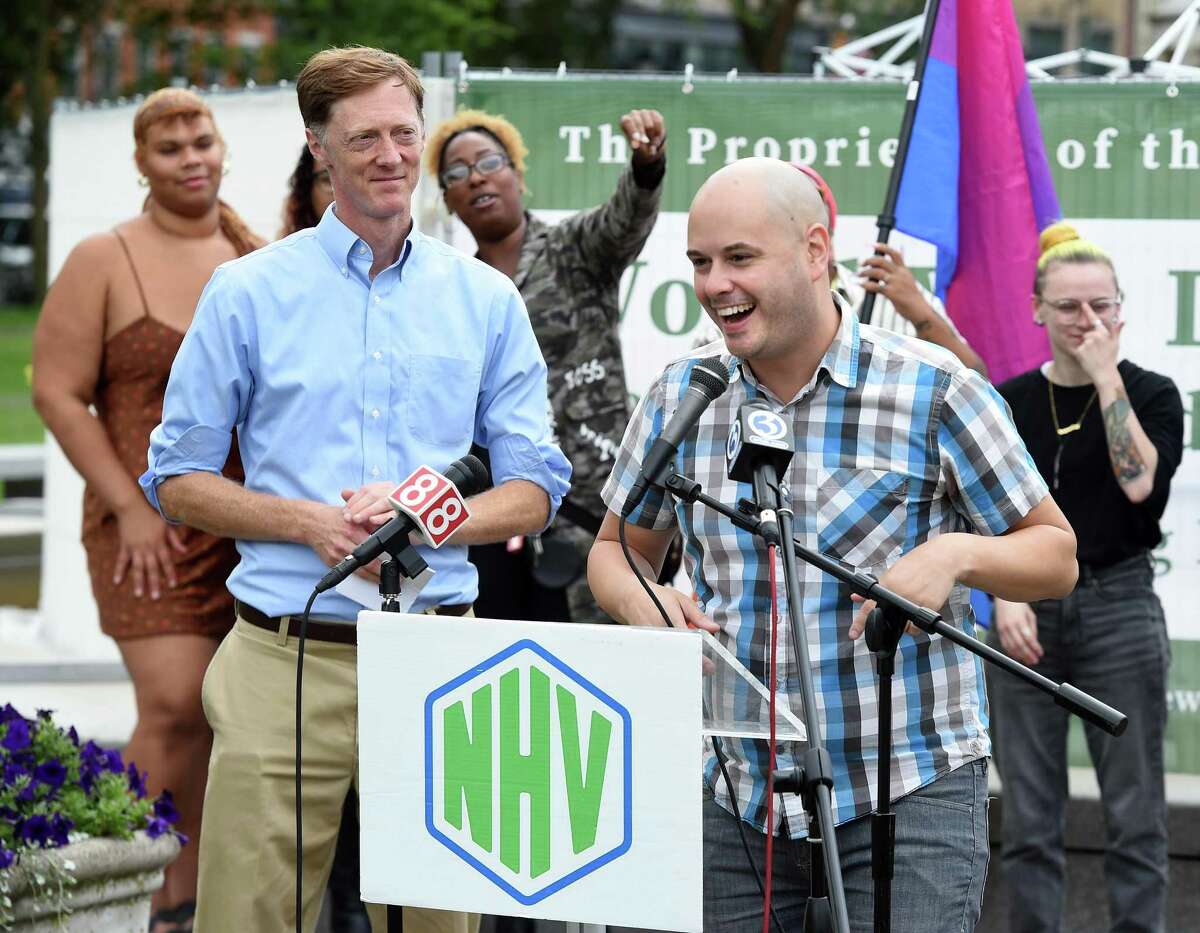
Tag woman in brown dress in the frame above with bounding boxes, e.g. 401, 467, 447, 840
32, 89, 260, 932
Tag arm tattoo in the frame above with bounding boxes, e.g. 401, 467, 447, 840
1102, 393, 1147, 484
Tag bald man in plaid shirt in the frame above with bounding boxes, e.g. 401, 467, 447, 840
588, 159, 1078, 932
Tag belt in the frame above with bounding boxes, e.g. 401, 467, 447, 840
1078, 550, 1152, 584
235, 599, 472, 645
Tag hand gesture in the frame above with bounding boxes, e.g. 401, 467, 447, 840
858, 243, 933, 324
305, 502, 375, 570
625, 580, 718, 632
620, 109, 666, 164
113, 502, 188, 600
1070, 304, 1122, 383
848, 535, 963, 640
994, 599, 1042, 665
342, 481, 397, 528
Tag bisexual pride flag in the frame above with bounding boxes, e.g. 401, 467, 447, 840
894, 0, 1060, 383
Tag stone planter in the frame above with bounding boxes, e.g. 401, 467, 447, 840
2, 832, 180, 932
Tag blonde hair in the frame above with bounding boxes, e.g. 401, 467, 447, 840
425, 109, 529, 189
1034, 221, 1116, 295
296, 47, 423, 140
133, 88, 261, 257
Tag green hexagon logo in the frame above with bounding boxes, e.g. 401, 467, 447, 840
424, 639, 633, 904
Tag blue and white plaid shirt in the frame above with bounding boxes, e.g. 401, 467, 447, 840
601, 298, 1048, 836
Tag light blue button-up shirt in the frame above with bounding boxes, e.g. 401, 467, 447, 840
141, 206, 571, 618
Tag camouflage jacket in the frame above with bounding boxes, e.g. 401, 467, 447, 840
513, 161, 663, 525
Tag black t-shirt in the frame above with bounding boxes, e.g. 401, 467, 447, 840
998, 360, 1184, 569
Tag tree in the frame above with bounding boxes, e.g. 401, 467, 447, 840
716, 0, 925, 74
497, 0, 625, 69
0, 1, 103, 302
265, 0, 514, 79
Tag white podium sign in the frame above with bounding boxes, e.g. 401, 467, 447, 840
357, 613, 703, 932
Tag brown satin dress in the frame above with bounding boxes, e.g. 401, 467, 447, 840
81, 230, 241, 640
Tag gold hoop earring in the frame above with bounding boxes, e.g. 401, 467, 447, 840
137, 175, 149, 188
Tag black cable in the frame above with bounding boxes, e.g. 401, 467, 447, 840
713, 735, 788, 933
618, 514, 674, 627
617, 513, 785, 933
295, 588, 318, 933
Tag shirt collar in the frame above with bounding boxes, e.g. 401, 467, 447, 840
314, 203, 419, 273
729, 291, 861, 402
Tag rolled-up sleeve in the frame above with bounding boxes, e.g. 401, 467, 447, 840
475, 283, 571, 524
139, 268, 254, 516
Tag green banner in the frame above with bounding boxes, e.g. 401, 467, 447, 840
458, 75, 1200, 778
460, 79, 1199, 219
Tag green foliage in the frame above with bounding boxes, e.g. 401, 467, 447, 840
0, 0, 103, 125
497, 0, 624, 70
266, 0, 515, 80
0, 306, 39, 446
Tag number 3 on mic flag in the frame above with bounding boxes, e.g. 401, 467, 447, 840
388, 466, 471, 548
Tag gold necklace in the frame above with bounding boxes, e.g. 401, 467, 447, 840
1047, 378, 1098, 436
1047, 374, 1098, 491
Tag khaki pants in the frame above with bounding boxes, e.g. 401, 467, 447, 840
196, 615, 478, 933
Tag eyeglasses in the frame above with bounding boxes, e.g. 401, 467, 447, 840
440, 152, 510, 189
1038, 292, 1124, 321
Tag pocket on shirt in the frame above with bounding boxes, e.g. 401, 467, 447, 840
815, 466, 909, 568
407, 354, 481, 447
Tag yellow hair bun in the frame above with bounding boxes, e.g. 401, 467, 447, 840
1039, 221, 1079, 257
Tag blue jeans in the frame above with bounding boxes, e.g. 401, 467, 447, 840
702, 759, 990, 932
989, 552, 1170, 933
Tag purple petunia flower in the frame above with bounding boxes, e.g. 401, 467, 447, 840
1, 718, 31, 752
3, 760, 30, 785
0, 846, 14, 869
126, 762, 147, 799
153, 790, 180, 825
145, 817, 170, 839
104, 749, 124, 773
67, 726, 80, 747
34, 760, 67, 791
17, 814, 51, 847
0, 804, 18, 822
49, 813, 73, 847
0, 703, 23, 724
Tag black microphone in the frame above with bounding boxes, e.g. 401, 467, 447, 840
726, 399, 795, 545
316, 455, 490, 593
623, 356, 730, 518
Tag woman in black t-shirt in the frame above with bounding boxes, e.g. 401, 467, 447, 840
990, 222, 1183, 933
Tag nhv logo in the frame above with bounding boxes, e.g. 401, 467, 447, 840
425, 640, 632, 904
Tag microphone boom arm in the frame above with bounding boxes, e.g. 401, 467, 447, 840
660, 471, 1127, 736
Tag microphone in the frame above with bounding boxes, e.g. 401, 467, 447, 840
726, 399, 795, 545
316, 455, 489, 593
623, 356, 730, 518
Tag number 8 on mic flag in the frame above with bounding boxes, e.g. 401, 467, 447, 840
388, 466, 472, 548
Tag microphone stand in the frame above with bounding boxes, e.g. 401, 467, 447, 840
378, 544, 429, 613
659, 471, 1127, 933
675, 467, 851, 933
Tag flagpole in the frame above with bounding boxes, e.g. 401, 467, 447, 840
859, 0, 945, 325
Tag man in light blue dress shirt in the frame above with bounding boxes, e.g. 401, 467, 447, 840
140, 48, 570, 933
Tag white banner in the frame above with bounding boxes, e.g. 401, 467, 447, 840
357, 613, 703, 931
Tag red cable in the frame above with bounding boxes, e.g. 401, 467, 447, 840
763, 544, 779, 933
